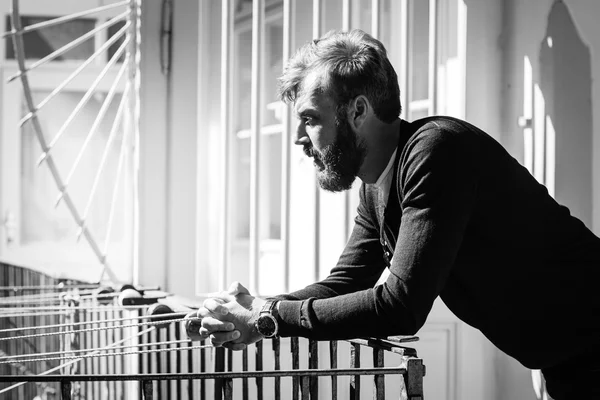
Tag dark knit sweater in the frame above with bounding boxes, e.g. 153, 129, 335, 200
274, 116, 600, 369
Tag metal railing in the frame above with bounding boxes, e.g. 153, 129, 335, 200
0, 263, 425, 399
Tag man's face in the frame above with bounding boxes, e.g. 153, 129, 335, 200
294, 88, 366, 192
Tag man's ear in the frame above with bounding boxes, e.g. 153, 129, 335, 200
347, 95, 370, 131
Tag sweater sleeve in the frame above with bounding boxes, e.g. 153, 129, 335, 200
275, 127, 478, 339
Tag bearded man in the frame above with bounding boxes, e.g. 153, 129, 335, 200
193, 29, 600, 400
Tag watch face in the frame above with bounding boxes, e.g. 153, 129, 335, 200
256, 315, 277, 337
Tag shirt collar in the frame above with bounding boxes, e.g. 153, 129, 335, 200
374, 148, 398, 189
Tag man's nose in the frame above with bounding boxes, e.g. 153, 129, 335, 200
294, 123, 310, 146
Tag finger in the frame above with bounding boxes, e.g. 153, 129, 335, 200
203, 298, 229, 316
201, 317, 234, 337
228, 281, 250, 296
209, 330, 241, 346
223, 341, 248, 351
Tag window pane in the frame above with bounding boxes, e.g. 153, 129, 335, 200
5, 15, 96, 60
20, 90, 129, 273
107, 20, 126, 63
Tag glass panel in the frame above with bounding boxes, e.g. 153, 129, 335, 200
20, 90, 129, 275
409, 0, 429, 102
107, 20, 126, 63
5, 15, 96, 60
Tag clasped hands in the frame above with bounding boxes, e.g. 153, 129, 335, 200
186, 282, 266, 351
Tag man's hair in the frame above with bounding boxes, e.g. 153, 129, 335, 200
278, 29, 401, 123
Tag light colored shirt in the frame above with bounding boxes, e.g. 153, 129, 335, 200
374, 148, 397, 221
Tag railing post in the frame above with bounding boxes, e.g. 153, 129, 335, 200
256, 340, 264, 399
291, 337, 300, 400
273, 337, 281, 400
329, 341, 338, 400
406, 358, 425, 400
61, 380, 72, 400
309, 339, 319, 399
373, 348, 384, 400
350, 343, 361, 400
141, 379, 153, 400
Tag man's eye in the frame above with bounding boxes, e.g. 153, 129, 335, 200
304, 117, 314, 126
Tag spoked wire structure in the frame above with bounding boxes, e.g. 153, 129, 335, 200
4, 0, 142, 285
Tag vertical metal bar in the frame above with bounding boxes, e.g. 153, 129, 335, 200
301, 377, 310, 400
249, 0, 265, 295
224, 379, 233, 400
342, 0, 352, 240
309, 340, 319, 399
281, 0, 293, 294
350, 343, 360, 400
142, 380, 153, 400
428, 0, 437, 115
61, 381, 72, 400
126, 0, 141, 286
373, 349, 384, 400
330, 341, 338, 400
175, 322, 182, 399
342, 0, 351, 31
371, 0, 380, 39
291, 337, 300, 400
400, 0, 409, 118
405, 358, 425, 400
214, 347, 225, 400
312, 0, 321, 284
242, 347, 249, 400
256, 340, 264, 399
219, 0, 234, 291
273, 338, 281, 400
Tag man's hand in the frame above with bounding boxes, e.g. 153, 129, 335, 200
192, 282, 267, 351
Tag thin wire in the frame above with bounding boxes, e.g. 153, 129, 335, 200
0, 312, 193, 333
0, 291, 118, 305
0, 305, 145, 312
2, 1, 129, 38
0, 326, 154, 395
18, 21, 131, 127
0, 342, 212, 365
0, 316, 191, 342
0, 284, 100, 291
0, 338, 195, 361
7, 11, 130, 83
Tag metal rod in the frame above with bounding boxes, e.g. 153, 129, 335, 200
249, 0, 264, 295
3, 1, 130, 38
342, 0, 351, 31
312, 0, 321, 284
281, 0, 293, 293
0, 366, 409, 382
428, 0, 437, 115
7, 11, 130, 83
18, 22, 130, 127
219, 0, 234, 291
59, 61, 129, 207
79, 82, 130, 237
37, 38, 129, 166
371, 0, 380, 39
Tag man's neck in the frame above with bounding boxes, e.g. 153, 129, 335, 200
358, 118, 402, 184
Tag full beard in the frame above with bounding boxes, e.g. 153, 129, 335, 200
305, 117, 367, 193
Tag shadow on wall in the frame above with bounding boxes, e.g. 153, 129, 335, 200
539, 0, 593, 226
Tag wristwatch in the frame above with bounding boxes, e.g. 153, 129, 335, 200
254, 300, 279, 338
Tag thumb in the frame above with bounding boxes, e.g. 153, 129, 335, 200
228, 281, 250, 296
